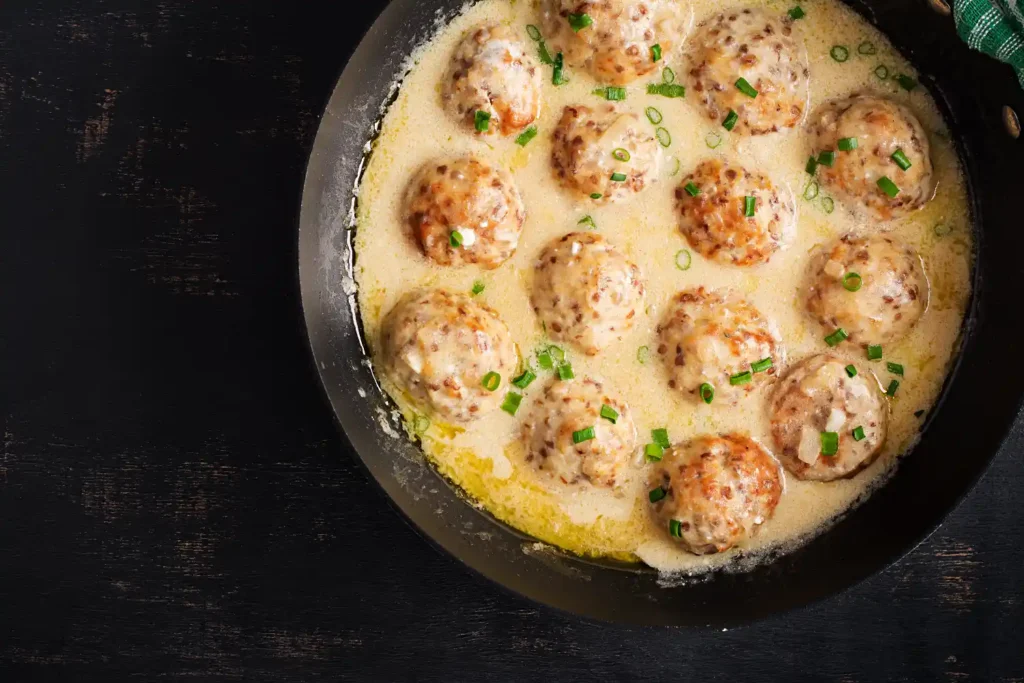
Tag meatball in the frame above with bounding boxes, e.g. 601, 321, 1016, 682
675, 159, 795, 267
809, 95, 934, 220
657, 287, 781, 404
551, 104, 661, 203
540, 0, 692, 85
685, 8, 809, 135
531, 232, 645, 355
521, 376, 638, 488
403, 155, 526, 269
649, 433, 782, 554
381, 289, 518, 423
441, 24, 543, 137
805, 234, 929, 346
769, 354, 889, 481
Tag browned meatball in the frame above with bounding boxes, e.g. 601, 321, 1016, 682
551, 104, 662, 204
532, 232, 645, 355
685, 8, 809, 135
649, 433, 782, 554
675, 159, 794, 267
522, 376, 638, 488
805, 234, 929, 346
809, 95, 934, 220
442, 24, 543, 137
403, 155, 526, 269
769, 354, 889, 481
382, 289, 518, 422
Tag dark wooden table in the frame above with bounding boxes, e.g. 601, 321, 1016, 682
1, 0, 1022, 680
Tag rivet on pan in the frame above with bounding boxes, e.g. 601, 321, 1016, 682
1004, 105, 1021, 139
927, 0, 952, 16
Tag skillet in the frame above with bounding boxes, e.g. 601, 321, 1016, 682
298, 0, 1024, 627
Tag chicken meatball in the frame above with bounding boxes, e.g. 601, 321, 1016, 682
809, 95, 934, 220
382, 289, 518, 423
805, 234, 929, 346
657, 288, 781, 404
403, 155, 526, 269
522, 376, 637, 488
649, 433, 782, 554
540, 0, 692, 85
551, 104, 661, 203
675, 159, 795, 266
685, 8, 809, 135
769, 354, 889, 481
532, 232, 645, 355
442, 24, 543, 137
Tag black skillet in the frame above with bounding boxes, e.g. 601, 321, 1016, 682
298, 0, 1024, 627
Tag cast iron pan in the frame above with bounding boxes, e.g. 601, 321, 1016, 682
299, 0, 1024, 627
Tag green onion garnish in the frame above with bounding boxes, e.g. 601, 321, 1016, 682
537, 41, 555, 65
567, 12, 593, 32
449, 230, 464, 248
744, 195, 756, 217
867, 345, 883, 360
471, 281, 485, 295
662, 67, 675, 84
413, 415, 430, 434
600, 404, 619, 423
645, 443, 664, 461
700, 383, 715, 404
594, 86, 627, 101
649, 487, 667, 503
803, 181, 820, 200
857, 41, 877, 55
669, 519, 683, 537
845, 364, 858, 378
706, 131, 722, 149
825, 328, 849, 347
675, 249, 691, 271
647, 83, 685, 98
874, 65, 889, 80
512, 369, 536, 389
515, 126, 538, 146
526, 24, 542, 42
877, 176, 900, 197
646, 106, 663, 124
735, 77, 758, 98
891, 148, 912, 170
637, 346, 650, 364
671, 158, 681, 176
852, 426, 866, 441
578, 215, 596, 229
651, 43, 662, 62
838, 137, 858, 151
818, 150, 836, 167
481, 372, 501, 391
806, 156, 818, 175
752, 357, 773, 373
886, 379, 900, 397
610, 172, 627, 182
843, 272, 863, 292
730, 371, 753, 386
537, 351, 553, 369
897, 74, 917, 91
821, 196, 835, 214
831, 45, 850, 62
501, 392, 523, 415
552, 52, 568, 85
652, 428, 671, 449
557, 362, 575, 381
590, 193, 603, 200
789, 6, 806, 19
722, 109, 739, 131
612, 147, 631, 162
684, 182, 700, 197
821, 431, 839, 456
474, 110, 491, 132
887, 362, 905, 376
573, 426, 596, 444
656, 127, 672, 147
546, 345, 565, 362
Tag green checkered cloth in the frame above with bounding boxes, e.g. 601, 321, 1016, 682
955, 0, 1024, 87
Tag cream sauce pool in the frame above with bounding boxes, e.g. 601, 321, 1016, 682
353, 0, 973, 574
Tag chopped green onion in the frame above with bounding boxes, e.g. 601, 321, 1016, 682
656, 127, 672, 147
578, 215, 597, 229
867, 345, 883, 361
600, 404, 619, 423
845, 364, 858, 378
449, 230, 464, 248
474, 110, 491, 132
668, 519, 683, 537
706, 131, 722, 149
646, 106, 663, 124
897, 74, 917, 91
671, 158, 681, 176
752, 357, 774, 373
612, 147, 631, 162
594, 86, 627, 101
730, 371, 753, 386
675, 249, 692, 271
652, 428, 670, 449
934, 223, 953, 237
820, 431, 839, 456
645, 443, 664, 461
874, 64, 890, 80
700, 383, 715, 404
887, 362, 905, 376
546, 346, 565, 363
552, 52, 568, 85
647, 83, 685, 98
852, 426, 866, 441
590, 193, 603, 200
526, 24, 542, 42
891, 148, 912, 170
537, 351, 553, 369
573, 426, 596, 443
824, 328, 849, 347
512, 369, 536, 389
843, 272, 863, 292
789, 6, 806, 19
481, 372, 501, 391
735, 77, 758, 98
886, 379, 900, 397
684, 182, 701, 197
471, 281, 485, 295
637, 345, 650, 364
537, 41, 555, 66
838, 137, 858, 151
649, 487, 667, 503
501, 392, 523, 415
818, 150, 836, 167
821, 196, 835, 214
722, 109, 739, 131
803, 181, 820, 200
806, 156, 819, 175
557, 362, 575, 381
567, 12, 593, 32
831, 45, 850, 62
651, 43, 662, 62
877, 176, 900, 197
857, 41, 877, 55
662, 67, 676, 84
610, 172, 627, 182
744, 195, 756, 217
413, 415, 431, 434
515, 126, 538, 146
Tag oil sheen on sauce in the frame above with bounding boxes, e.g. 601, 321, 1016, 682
353, 0, 973, 575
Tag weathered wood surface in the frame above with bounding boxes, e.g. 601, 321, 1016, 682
0, 0, 1021, 680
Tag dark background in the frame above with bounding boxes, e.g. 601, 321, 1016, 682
0, 0, 1021, 680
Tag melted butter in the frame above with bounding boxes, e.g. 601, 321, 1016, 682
354, 0, 973, 575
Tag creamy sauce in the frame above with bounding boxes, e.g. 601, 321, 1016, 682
353, 0, 973, 574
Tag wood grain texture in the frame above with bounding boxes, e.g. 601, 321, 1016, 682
0, 0, 1021, 680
